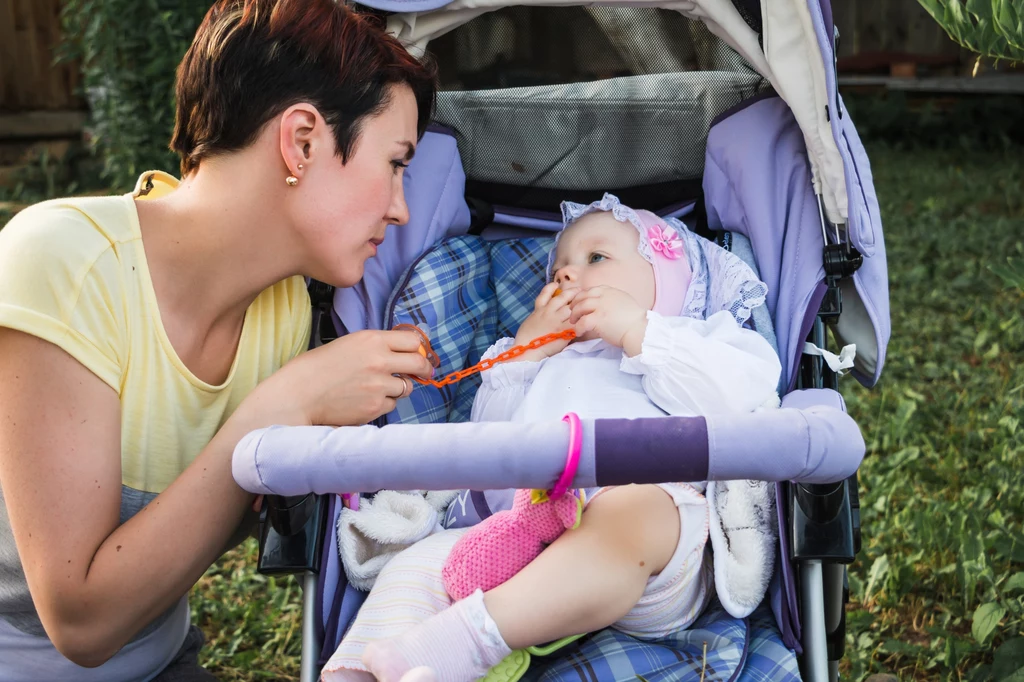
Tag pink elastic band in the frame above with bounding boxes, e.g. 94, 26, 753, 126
550, 412, 582, 499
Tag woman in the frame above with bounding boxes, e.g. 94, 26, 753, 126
0, 1, 436, 679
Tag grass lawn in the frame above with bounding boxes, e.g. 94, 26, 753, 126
188, 144, 1023, 681
3, 143, 1020, 680
838, 146, 1023, 681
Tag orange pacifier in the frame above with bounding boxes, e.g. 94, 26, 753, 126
391, 323, 574, 389
393, 323, 441, 369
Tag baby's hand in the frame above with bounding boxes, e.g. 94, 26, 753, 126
512, 283, 578, 361
569, 286, 648, 354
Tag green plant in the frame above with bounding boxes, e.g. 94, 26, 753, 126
0, 144, 106, 229
917, 0, 1024, 62
59, 0, 212, 191
990, 257, 1024, 291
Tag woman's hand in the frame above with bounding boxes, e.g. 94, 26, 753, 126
246, 329, 435, 428
512, 283, 578, 361
569, 285, 649, 355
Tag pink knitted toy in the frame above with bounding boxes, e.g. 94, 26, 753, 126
442, 488, 584, 601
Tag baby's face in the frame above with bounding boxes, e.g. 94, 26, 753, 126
550, 212, 655, 311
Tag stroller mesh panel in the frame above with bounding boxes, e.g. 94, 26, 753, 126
427, 7, 770, 207
429, 7, 758, 89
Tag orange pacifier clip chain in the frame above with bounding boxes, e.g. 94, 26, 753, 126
393, 323, 576, 388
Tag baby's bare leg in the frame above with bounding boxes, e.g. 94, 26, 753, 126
484, 484, 680, 650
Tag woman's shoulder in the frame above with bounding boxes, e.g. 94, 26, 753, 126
0, 194, 135, 268
250, 275, 312, 362
255, 276, 311, 320
0, 196, 135, 390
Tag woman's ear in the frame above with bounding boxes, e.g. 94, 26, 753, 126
279, 103, 323, 180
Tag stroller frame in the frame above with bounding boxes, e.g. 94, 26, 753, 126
265, 232, 864, 682
250, 1, 886, 680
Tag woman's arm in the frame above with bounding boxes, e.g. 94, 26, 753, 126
0, 327, 432, 667
0, 330, 260, 666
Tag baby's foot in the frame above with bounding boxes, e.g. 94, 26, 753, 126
362, 640, 418, 682
361, 590, 510, 682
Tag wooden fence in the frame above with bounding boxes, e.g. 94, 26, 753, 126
0, 0, 1006, 116
834, 1, 971, 74
0, 0, 82, 113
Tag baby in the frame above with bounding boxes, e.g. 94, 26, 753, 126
323, 195, 781, 682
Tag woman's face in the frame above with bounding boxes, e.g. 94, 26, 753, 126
296, 84, 419, 288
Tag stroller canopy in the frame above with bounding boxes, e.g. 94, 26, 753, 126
358, 0, 888, 386
369, 0, 850, 229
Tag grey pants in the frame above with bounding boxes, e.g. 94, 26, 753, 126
152, 626, 218, 682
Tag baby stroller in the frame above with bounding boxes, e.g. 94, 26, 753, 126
249, 1, 889, 680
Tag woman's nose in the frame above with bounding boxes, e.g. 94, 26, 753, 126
387, 182, 410, 226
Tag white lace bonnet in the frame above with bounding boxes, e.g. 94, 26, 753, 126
549, 193, 768, 325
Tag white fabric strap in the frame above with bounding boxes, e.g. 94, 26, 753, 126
803, 342, 856, 374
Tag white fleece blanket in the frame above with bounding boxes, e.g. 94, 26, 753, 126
337, 490, 459, 591
706, 479, 778, 618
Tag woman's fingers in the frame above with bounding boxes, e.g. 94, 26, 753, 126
382, 350, 435, 379
384, 329, 427, 353
389, 375, 413, 399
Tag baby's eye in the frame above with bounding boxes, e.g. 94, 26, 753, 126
588, 253, 606, 264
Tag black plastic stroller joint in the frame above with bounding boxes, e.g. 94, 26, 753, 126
257, 280, 337, 576
257, 492, 331, 576
309, 279, 339, 346
790, 195, 862, 564
817, 194, 864, 323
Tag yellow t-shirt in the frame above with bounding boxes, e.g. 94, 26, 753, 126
0, 171, 311, 493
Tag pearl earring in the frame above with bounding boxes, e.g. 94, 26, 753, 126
286, 175, 298, 187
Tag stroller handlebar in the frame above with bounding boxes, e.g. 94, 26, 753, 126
232, 388, 863, 497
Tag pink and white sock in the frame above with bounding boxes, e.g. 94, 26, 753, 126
362, 590, 512, 682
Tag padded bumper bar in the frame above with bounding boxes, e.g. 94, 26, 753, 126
233, 389, 863, 496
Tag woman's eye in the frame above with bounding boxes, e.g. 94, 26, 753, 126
391, 160, 409, 174
588, 253, 606, 264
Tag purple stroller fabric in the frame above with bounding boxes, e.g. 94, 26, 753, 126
332, 126, 471, 336
703, 95, 889, 390
234, 390, 863, 497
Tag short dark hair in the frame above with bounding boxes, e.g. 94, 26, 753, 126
170, 0, 436, 176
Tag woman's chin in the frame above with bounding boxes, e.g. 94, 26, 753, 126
319, 263, 364, 289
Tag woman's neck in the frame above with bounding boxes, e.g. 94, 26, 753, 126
134, 152, 301, 361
